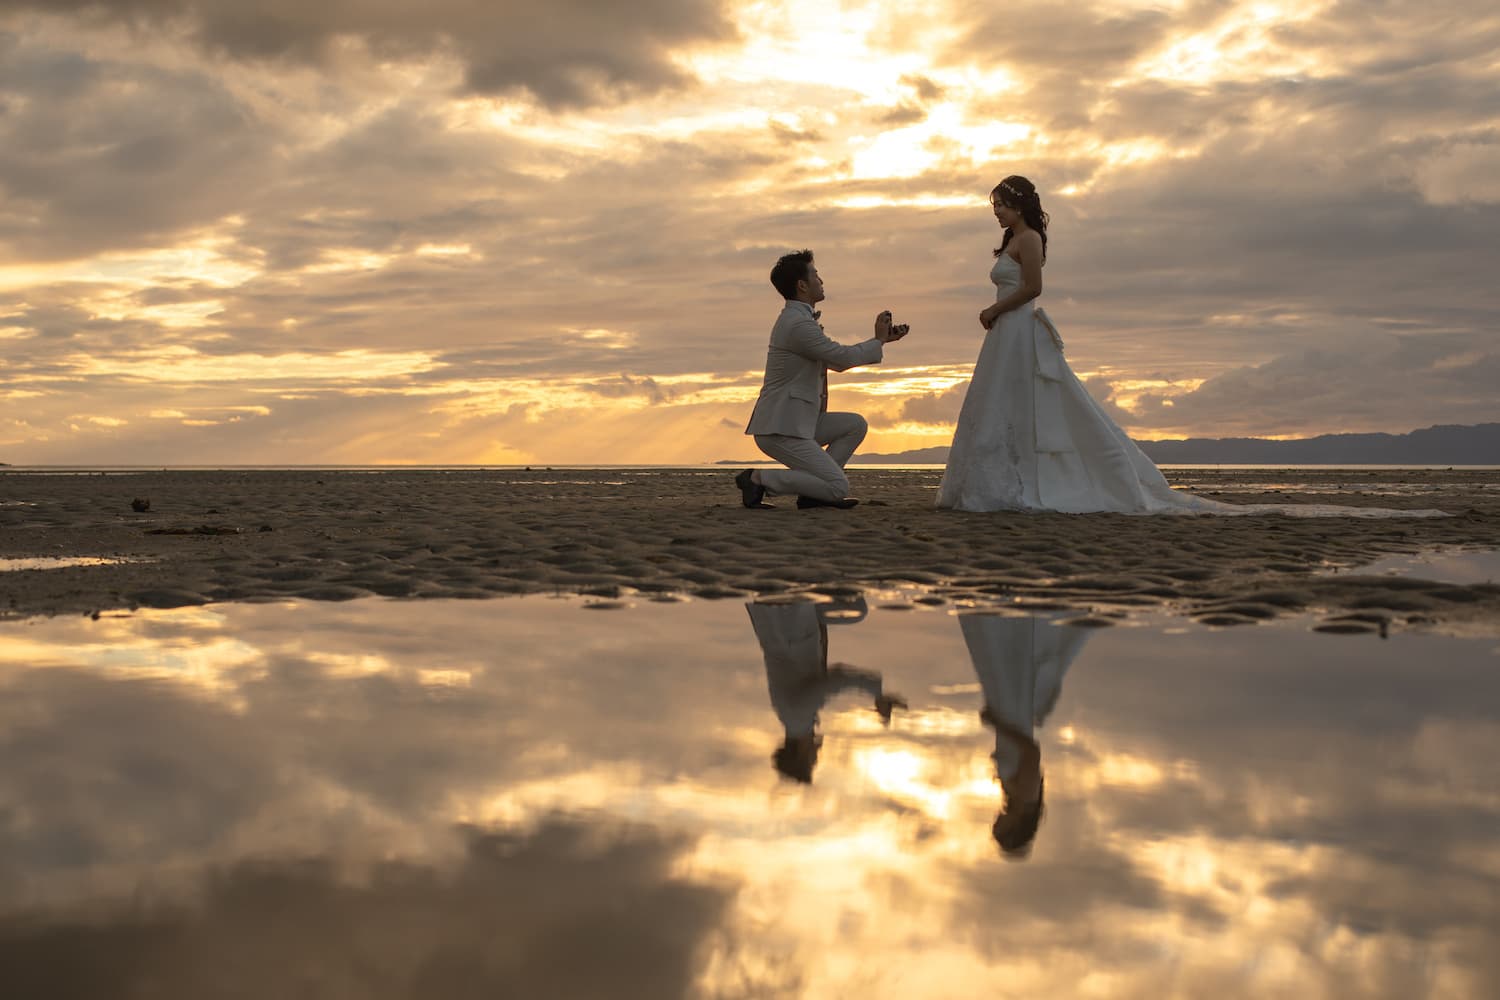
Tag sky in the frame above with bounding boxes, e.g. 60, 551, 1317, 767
1, 0, 1496, 466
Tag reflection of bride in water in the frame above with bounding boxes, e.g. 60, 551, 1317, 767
961, 613, 1090, 857
745, 597, 904, 784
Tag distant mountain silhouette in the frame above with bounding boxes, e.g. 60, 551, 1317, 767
831, 423, 1500, 466
843, 446, 950, 464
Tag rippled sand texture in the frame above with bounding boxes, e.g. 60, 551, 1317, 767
1, 468, 1497, 630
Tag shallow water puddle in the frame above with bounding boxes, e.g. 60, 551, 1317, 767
1327, 548, 1500, 585
0, 556, 139, 571
0, 596, 1495, 998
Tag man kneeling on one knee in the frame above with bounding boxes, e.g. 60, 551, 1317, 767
736, 249, 909, 511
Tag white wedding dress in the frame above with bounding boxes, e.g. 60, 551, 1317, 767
936, 255, 1446, 518
961, 613, 1086, 781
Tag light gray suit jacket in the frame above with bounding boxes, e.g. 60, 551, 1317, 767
744, 301, 883, 439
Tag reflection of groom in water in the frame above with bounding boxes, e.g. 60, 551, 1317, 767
746, 597, 905, 783
960, 613, 1089, 857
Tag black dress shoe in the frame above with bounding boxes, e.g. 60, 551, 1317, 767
796, 495, 859, 509
735, 469, 773, 509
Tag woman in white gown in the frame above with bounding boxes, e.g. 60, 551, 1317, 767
936, 177, 1445, 519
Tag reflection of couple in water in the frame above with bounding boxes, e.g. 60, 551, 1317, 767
746, 599, 1088, 857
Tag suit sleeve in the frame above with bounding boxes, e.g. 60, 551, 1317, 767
783, 316, 883, 372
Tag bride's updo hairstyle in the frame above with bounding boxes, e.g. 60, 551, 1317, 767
992, 175, 1049, 260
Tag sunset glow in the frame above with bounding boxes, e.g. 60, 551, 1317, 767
1, 0, 1495, 464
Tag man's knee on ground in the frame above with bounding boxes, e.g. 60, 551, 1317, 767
811, 472, 850, 501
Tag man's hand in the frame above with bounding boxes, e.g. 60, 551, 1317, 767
875, 692, 908, 724
876, 312, 910, 344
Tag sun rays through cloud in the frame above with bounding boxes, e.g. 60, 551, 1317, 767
1, 0, 1496, 463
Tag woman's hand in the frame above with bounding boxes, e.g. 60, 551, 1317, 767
979, 304, 1002, 330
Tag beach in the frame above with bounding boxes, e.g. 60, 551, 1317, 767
4, 467, 1500, 996
2, 467, 1498, 631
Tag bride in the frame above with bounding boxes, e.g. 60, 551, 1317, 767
935, 176, 1444, 518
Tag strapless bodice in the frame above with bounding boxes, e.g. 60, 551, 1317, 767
991, 254, 1021, 297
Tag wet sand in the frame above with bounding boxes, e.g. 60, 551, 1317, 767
2, 468, 1497, 632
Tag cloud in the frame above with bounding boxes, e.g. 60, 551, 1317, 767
1113, 333, 1500, 436
946, 0, 1176, 80
899, 74, 944, 103
0, 0, 740, 109
1412, 140, 1500, 205
0, 821, 733, 1000
873, 102, 927, 127
866, 381, 969, 429
2, 0, 1498, 462
0, 37, 271, 262
1081, 375, 1141, 429
581, 374, 674, 403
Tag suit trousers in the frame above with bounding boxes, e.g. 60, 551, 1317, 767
754, 411, 868, 501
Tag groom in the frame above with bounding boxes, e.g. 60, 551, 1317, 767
737, 249, 908, 510
746, 596, 905, 783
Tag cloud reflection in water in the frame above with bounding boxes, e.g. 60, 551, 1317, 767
0, 595, 1495, 997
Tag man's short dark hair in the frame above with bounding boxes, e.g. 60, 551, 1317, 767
770, 249, 814, 300
993, 777, 1044, 857
772, 739, 816, 783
